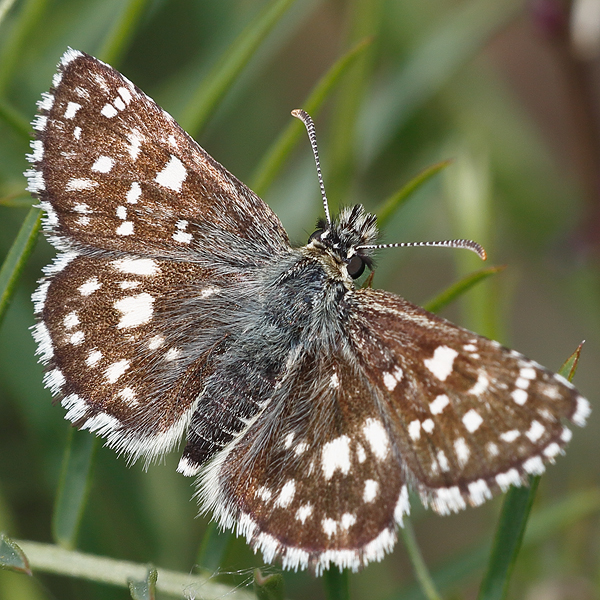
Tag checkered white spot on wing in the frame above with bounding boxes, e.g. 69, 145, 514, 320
195, 348, 411, 575
27, 48, 292, 462
25, 48, 290, 261
346, 289, 589, 514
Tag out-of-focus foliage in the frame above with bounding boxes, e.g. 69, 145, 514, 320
0, 1, 598, 599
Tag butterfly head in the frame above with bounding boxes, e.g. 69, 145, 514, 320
307, 204, 378, 279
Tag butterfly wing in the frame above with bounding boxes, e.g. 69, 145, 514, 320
26, 48, 289, 258
196, 345, 410, 574
28, 49, 291, 461
345, 288, 589, 512
193, 287, 589, 572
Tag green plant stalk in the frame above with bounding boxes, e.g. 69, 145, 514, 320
323, 565, 350, 600
393, 487, 600, 600
0, 207, 41, 327
251, 37, 372, 196
400, 519, 442, 600
476, 352, 582, 600
52, 429, 97, 549
178, 0, 297, 137
0, 98, 31, 139
12, 539, 257, 599
97, 0, 153, 66
326, 0, 380, 206
0, 0, 47, 93
376, 160, 452, 229
424, 265, 506, 315
477, 480, 540, 600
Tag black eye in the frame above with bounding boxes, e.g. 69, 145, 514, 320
308, 229, 324, 243
347, 255, 365, 279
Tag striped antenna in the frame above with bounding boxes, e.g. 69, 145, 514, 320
292, 109, 331, 226
357, 239, 487, 260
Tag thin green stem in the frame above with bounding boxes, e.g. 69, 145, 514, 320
97, 0, 153, 66
251, 37, 372, 196
178, 0, 297, 137
12, 539, 256, 600
0, 207, 42, 327
400, 519, 442, 600
323, 565, 350, 600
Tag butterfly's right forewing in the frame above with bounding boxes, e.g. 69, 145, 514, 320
346, 289, 588, 513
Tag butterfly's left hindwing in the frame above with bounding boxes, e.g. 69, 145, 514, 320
197, 346, 409, 575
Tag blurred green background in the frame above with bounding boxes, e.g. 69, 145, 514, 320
0, 0, 598, 598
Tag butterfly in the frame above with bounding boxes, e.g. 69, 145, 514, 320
26, 48, 590, 574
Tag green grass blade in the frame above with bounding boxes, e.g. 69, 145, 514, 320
323, 566, 349, 600
392, 488, 600, 600
0, 98, 30, 139
13, 540, 257, 599
52, 429, 97, 549
360, 0, 521, 165
196, 522, 231, 572
477, 478, 540, 600
0, 207, 41, 328
558, 341, 584, 381
251, 37, 372, 196
0, 0, 47, 94
376, 160, 452, 228
97, 0, 153, 66
178, 0, 297, 137
400, 519, 442, 600
476, 348, 583, 600
326, 0, 380, 204
424, 265, 505, 314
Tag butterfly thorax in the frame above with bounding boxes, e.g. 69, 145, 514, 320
304, 205, 377, 283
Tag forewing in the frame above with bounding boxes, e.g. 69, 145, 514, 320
345, 289, 590, 513
197, 347, 409, 575
25, 48, 289, 259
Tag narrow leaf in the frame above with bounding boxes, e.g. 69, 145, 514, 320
558, 341, 584, 381
477, 478, 540, 600
476, 346, 583, 600
178, 0, 297, 137
52, 429, 97, 549
98, 0, 153, 66
13, 540, 257, 599
323, 566, 349, 600
376, 160, 452, 229
0, 207, 42, 327
254, 569, 285, 600
394, 488, 600, 600
251, 37, 372, 196
424, 265, 505, 314
400, 519, 442, 600
0, 534, 31, 575
0, 0, 47, 94
0, 97, 31, 139
128, 566, 157, 600
196, 522, 231, 572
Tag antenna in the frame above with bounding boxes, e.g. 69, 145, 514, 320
357, 239, 487, 260
292, 109, 331, 226
291, 110, 487, 262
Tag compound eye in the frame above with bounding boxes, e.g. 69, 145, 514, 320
347, 254, 366, 279
308, 229, 324, 244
